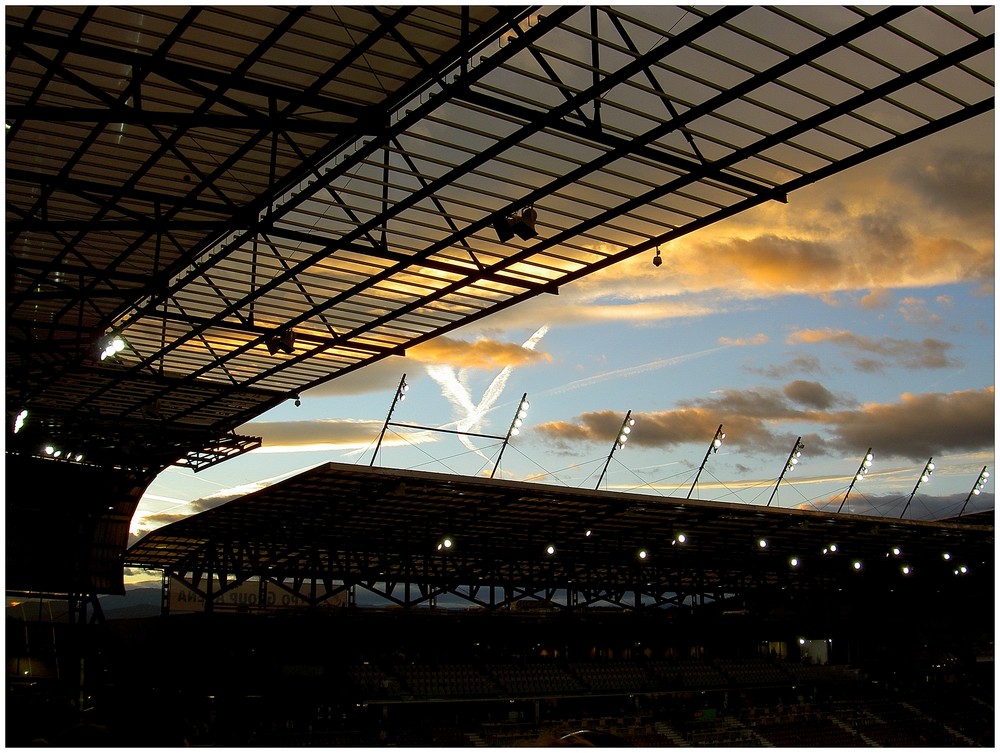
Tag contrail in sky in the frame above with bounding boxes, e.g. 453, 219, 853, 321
535, 344, 729, 398
428, 325, 549, 460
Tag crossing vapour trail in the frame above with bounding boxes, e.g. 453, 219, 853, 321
427, 325, 549, 461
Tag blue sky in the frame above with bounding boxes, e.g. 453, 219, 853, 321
130, 110, 994, 570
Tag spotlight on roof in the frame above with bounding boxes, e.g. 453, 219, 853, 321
494, 206, 538, 242
637, 548, 649, 561
959, 466, 991, 517
901, 457, 935, 519
99, 333, 127, 361
973, 468, 990, 495
768, 436, 804, 507
436, 536, 454, 552
545, 544, 556, 556
617, 416, 636, 449
688, 424, 726, 499
757, 538, 768, 549
852, 560, 863, 571
673, 533, 687, 545
493, 214, 516, 243
596, 411, 635, 489
510, 206, 537, 240
266, 330, 296, 355
14, 408, 28, 434
901, 565, 912, 575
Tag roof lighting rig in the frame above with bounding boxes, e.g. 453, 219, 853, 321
595, 411, 635, 490
767, 437, 804, 507
837, 448, 874, 514
958, 466, 991, 517
900, 457, 935, 519
687, 424, 725, 499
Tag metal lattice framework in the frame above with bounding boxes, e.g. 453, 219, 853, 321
125, 462, 994, 611
7, 5, 994, 472
5, 6, 994, 595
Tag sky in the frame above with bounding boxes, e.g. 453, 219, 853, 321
129, 104, 994, 579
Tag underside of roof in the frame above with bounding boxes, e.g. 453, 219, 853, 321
7, 5, 995, 475
125, 462, 994, 611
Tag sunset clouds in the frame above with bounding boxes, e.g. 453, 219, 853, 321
786, 328, 960, 372
409, 333, 551, 370
532, 386, 994, 464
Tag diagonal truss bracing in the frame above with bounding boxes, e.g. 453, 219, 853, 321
6, 5, 994, 473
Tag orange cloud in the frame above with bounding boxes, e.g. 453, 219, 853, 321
861, 288, 893, 309
409, 334, 551, 370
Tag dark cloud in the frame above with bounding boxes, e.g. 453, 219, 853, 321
681, 387, 804, 421
783, 380, 837, 410
856, 210, 910, 254
895, 145, 995, 224
821, 387, 995, 461
787, 329, 961, 372
533, 400, 808, 458
532, 386, 993, 469
752, 354, 825, 379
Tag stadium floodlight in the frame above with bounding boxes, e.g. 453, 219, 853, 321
596, 411, 635, 490
436, 536, 454, 552
767, 437, 804, 507
837, 448, 874, 513
757, 538, 768, 549
545, 544, 556, 556
13, 408, 28, 434
672, 532, 687, 545
491, 394, 530, 479
900, 457, 934, 519
958, 466, 990, 517
687, 424, 726, 499
901, 565, 912, 575
789, 557, 800, 568
636, 548, 649, 561
99, 333, 127, 361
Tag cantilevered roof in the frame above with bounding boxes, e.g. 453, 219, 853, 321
7, 5, 995, 474
126, 462, 994, 609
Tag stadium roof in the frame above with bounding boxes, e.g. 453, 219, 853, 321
7, 5, 994, 474
126, 462, 994, 610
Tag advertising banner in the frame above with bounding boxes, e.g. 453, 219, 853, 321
168, 578, 347, 613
